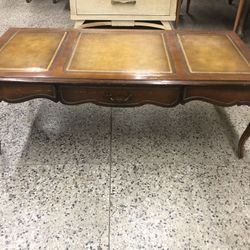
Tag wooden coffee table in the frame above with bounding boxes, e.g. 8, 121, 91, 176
0, 28, 250, 158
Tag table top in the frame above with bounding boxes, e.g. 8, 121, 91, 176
0, 27, 250, 85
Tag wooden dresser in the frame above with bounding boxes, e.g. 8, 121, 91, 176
70, 0, 177, 29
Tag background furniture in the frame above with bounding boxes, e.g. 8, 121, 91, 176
237, 0, 250, 37
232, 0, 245, 31
70, 0, 177, 29
26, 0, 71, 11
0, 28, 250, 158
26, 0, 57, 3
176, 0, 245, 32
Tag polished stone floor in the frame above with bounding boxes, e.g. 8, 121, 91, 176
0, 0, 250, 249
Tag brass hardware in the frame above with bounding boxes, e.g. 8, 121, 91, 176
105, 92, 132, 103
111, 0, 136, 5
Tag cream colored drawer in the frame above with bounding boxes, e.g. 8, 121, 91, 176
75, 0, 172, 16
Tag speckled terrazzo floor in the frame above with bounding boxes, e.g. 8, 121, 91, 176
0, 0, 250, 249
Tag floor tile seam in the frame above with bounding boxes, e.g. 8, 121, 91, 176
108, 107, 113, 250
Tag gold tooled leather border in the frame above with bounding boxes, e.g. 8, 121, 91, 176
0, 31, 67, 72
178, 34, 250, 74
66, 33, 173, 74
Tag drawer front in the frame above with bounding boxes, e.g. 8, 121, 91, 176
0, 84, 56, 103
59, 86, 181, 107
75, 0, 172, 16
183, 86, 250, 106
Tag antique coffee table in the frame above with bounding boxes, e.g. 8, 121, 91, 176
0, 28, 249, 158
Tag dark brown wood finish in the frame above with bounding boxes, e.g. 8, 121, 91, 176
58, 86, 182, 107
238, 123, 250, 158
0, 83, 56, 103
0, 28, 250, 158
0, 28, 250, 82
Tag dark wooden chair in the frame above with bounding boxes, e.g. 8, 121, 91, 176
176, 0, 245, 32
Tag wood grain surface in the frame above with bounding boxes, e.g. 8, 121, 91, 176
0, 27, 250, 158
0, 28, 249, 83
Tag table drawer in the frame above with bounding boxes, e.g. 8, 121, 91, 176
0, 84, 56, 103
59, 86, 181, 107
75, 0, 172, 16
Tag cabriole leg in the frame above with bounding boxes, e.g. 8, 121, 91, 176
238, 122, 250, 158
186, 0, 191, 14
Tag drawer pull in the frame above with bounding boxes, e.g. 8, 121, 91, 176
105, 93, 132, 103
111, 0, 136, 5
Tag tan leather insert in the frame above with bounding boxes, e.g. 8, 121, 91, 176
67, 32, 172, 74
178, 34, 250, 74
0, 31, 66, 71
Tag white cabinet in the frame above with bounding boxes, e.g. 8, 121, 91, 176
70, 0, 177, 28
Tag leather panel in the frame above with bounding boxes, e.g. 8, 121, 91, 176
178, 34, 250, 74
67, 32, 172, 74
0, 31, 66, 72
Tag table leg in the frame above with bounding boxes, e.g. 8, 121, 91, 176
65, 0, 70, 10
186, 0, 191, 14
237, 0, 250, 37
233, 0, 245, 32
176, 0, 183, 27
238, 122, 250, 158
